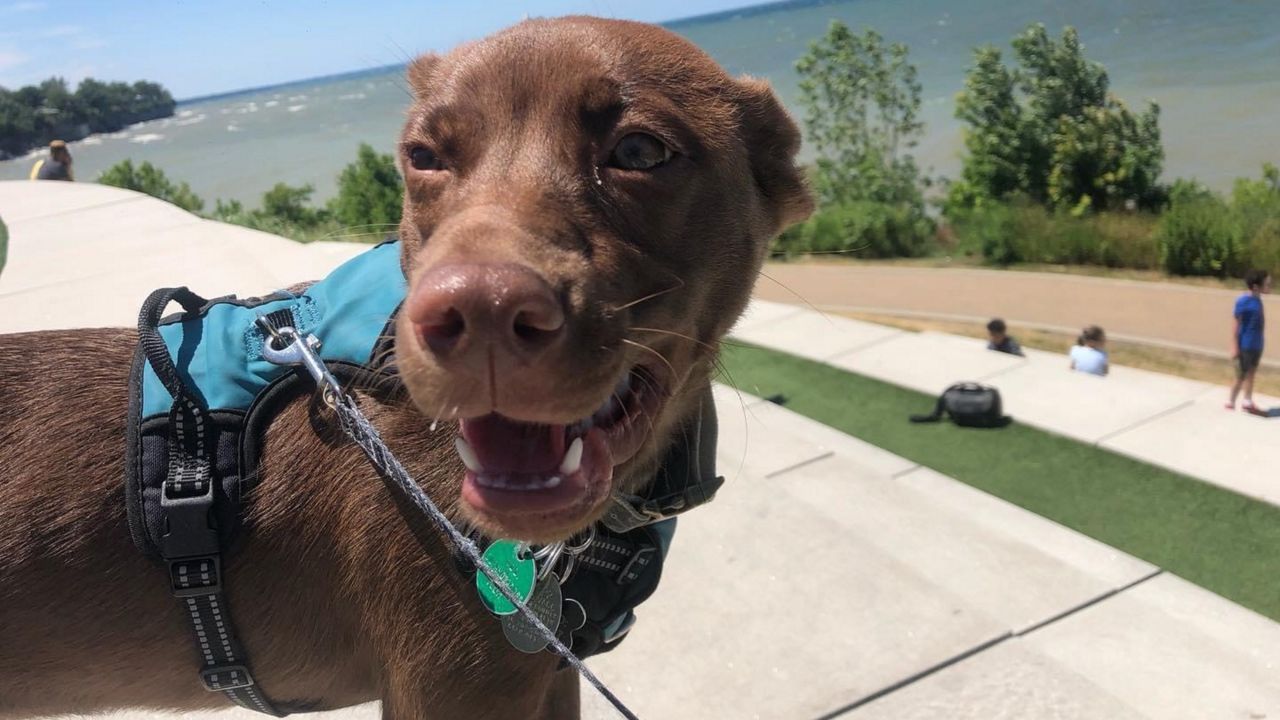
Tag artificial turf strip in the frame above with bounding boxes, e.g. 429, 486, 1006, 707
718, 341, 1280, 623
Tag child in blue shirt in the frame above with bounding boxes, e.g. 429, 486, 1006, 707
1227, 269, 1271, 410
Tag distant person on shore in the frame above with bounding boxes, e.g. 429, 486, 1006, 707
0, 214, 7, 280
1226, 269, 1271, 411
28, 140, 74, 182
986, 318, 1024, 356
1070, 325, 1109, 376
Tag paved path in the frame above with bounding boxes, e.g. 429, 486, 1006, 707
755, 262, 1280, 364
0, 181, 364, 334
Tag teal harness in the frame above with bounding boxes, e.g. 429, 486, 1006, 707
137, 239, 405, 420
125, 239, 719, 715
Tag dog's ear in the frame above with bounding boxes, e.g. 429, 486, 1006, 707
735, 77, 815, 231
407, 54, 441, 97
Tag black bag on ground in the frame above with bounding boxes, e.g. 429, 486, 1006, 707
910, 382, 1011, 428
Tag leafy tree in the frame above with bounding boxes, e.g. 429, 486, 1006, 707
328, 143, 403, 230
0, 90, 38, 157
947, 47, 1024, 209
0, 76, 175, 159
949, 24, 1164, 215
795, 21, 926, 209
98, 159, 205, 213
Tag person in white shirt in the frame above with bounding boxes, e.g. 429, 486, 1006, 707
1069, 325, 1109, 376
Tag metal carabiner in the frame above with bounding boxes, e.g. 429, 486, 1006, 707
257, 321, 344, 407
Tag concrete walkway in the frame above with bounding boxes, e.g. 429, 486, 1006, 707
734, 299, 1280, 508
755, 262, 1280, 365
0, 181, 364, 334
5, 183, 1278, 719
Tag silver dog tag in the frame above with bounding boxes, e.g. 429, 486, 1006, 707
501, 574, 563, 654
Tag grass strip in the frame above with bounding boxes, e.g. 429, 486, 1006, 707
719, 341, 1280, 622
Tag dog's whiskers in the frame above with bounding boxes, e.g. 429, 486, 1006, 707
755, 269, 829, 322
620, 338, 676, 382
609, 279, 685, 313
630, 326, 718, 354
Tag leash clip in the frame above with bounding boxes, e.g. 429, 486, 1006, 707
256, 320, 343, 406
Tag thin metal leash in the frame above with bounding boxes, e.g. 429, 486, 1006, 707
259, 324, 640, 720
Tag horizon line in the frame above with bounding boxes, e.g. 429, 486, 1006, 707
176, 0, 836, 104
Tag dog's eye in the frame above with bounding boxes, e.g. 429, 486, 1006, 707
409, 146, 445, 172
608, 133, 672, 171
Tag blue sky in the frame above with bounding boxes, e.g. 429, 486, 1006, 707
0, 0, 766, 99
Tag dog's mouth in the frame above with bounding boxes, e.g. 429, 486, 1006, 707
453, 365, 664, 526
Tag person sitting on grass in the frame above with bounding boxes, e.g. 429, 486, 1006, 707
1070, 325, 1109, 376
986, 318, 1024, 356
1226, 269, 1271, 411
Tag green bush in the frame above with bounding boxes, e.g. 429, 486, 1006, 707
210, 187, 339, 243
99, 144, 406, 244
328, 143, 402, 231
951, 200, 1159, 268
968, 202, 1021, 265
98, 159, 205, 213
260, 183, 327, 228
1157, 195, 1241, 277
1156, 165, 1280, 277
1246, 218, 1280, 278
773, 201, 935, 259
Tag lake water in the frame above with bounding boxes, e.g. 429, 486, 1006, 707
2, 0, 1276, 204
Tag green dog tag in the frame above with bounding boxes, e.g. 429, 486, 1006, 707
476, 540, 536, 616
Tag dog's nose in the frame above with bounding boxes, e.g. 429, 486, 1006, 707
407, 263, 566, 361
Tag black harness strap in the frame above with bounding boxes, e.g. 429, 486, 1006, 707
138, 287, 283, 717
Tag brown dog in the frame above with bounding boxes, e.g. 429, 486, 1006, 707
0, 17, 810, 720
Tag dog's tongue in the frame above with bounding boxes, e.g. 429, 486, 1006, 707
459, 414, 567, 474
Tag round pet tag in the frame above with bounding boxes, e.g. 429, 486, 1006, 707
475, 540, 536, 616
501, 574, 563, 654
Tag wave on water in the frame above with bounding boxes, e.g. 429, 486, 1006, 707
80, 137, 103, 146
131, 133, 164, 144
226, 124, 241, 132
174, 113, 207, 126
338, 92, 367, 101
178, 109, 195, 118
287, 104, 306, 112
288, 94, 307, 102
265, 100, 279, 107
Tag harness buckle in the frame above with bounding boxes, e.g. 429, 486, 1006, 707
200, 664, 255, 691
159, 474, 220, 562
169, 556, 222, 598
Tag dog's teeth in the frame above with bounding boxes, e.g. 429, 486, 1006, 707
473, 473, 561, 491
454, 437, 483, 472
559, 438, 583, 476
